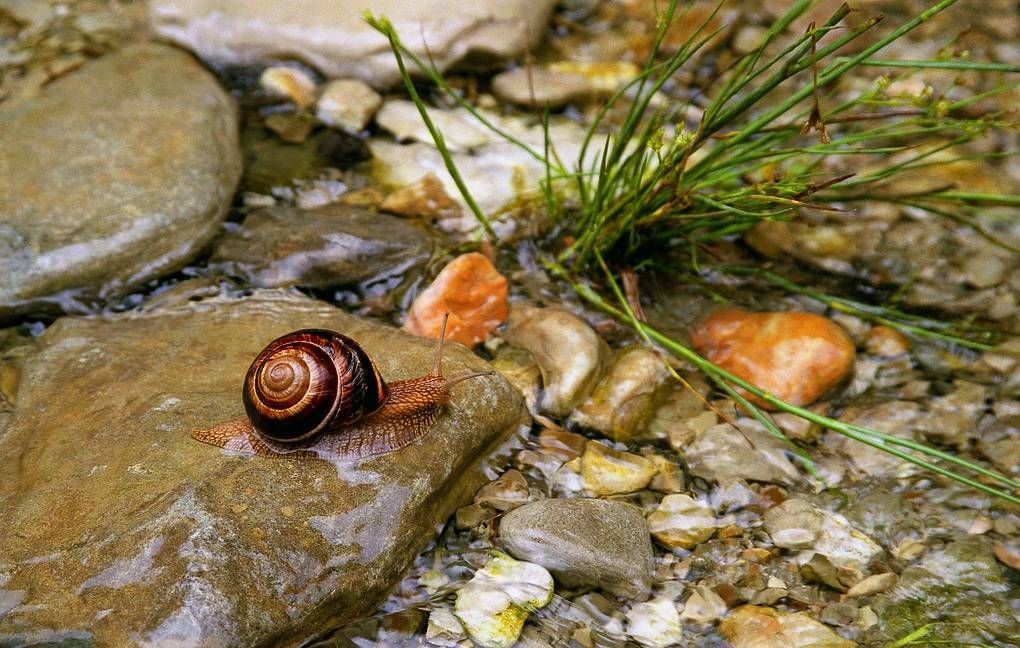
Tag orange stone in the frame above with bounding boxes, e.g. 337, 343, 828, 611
690, 309, 855, 409
405, 252, 509, 347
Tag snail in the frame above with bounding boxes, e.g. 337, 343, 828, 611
192, 314, 490, 461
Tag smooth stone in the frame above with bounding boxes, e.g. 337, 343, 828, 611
474, 469, 532, 512
499, 498, 654, 599
504, 306, 609, 417
453, 552, 553, 648
580, 442, 657, 496
209, 204, 432, 289
683, 422, 800, 485
626, 598, 683, 648
0, 290, 525, 646
149, 0, 556, 88
719, 605, 855, 648
404, 252, 509, 348
316, 78, 383, 132
647, 494, 718, 550
491, 61, 639, 108
260, 66, 317, 108
380, 173, 464, 222
0, 42, 241, 322
977, 415, 1020, 477
764, 499, 882, 570
570, 346, 671, 442
690, 309, 856, 408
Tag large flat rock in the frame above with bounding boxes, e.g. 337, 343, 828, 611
0, 290, 526, 646
0, 42, 241, 322
149, 0, 556, 88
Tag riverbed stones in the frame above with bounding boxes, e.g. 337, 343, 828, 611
690, 309, 856, 408
209, 204, 432, 289
499, 498, 654, 599
505, 306, 609, 417
316, 79, 383, 132
0, 290, 525, 646
149, 0, 557, 88
0, 42, 242, 322
719, 605, 855, 648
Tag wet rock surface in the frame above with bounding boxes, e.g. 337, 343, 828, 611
404, 252, 509, 348
499, 498, 654, 599
0, 42, 241, 322
149, 0, 557, 88
209, 204, 433, 289
690, 309, 856, 408
0, 290, 525, 646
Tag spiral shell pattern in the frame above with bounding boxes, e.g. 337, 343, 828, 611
242, 329, 389, 443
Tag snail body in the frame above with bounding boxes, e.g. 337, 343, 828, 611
192, 315, 485, 461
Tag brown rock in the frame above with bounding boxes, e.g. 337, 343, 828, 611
405, 252, 509, 347
690, 309, 855, 408
863, 326, 910, 356
380, 172, 463, 221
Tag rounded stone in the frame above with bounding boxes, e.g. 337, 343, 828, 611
499, 498, 654, 599
690, 308, 856, 408
0, 42, 242, 322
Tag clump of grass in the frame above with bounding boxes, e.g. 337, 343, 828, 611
365, 1, 1020, 505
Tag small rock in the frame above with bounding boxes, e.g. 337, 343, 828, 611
404, 252, 509, 348
380, 172, 464, 221
581, 442, 657, 496
426, 607, 467, 647
647, 494, 718, 550
456, 503, 499, 530
863, 326, 910, 356
377, 100, 494, 152
922, 380, 990, 448
690, 309, 856, 408
977, 415, 1020, 477
845, 573, 898, 598
499, 498, 654, 599
505, 306, 608, 416
491, 61, 639, 107
683, 423, 800, 485
453, 552, 553, 648
260, 66, 316, 108
264, 111, 317, 143
764, 499, 881, 570
570, 346, 671, 442
210, 203, 431, 289
316, 78, 382, 132
537, 426, 587, 462
719, 605, 855, 648
626, 598, 683, 648
992, 541, 1020, 570
680, 586, 728, 624
648, 455, 686, 494
474, 469, 532, 512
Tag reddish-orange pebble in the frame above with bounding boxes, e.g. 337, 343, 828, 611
690, 309, 855, 409
405, 252, 509, 347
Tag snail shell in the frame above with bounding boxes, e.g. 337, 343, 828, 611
242, 329, 388, 443
192, 316, 489, 461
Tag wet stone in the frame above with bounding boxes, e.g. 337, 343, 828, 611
209, 203, 432, 290
690, 309, 856, 408
404, 252, 509, 348
0, 42, 242, 322
499, 498, 654, 599
505, 306, 609, 417
0, 290, 526, 646
682, 422, 800, 486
